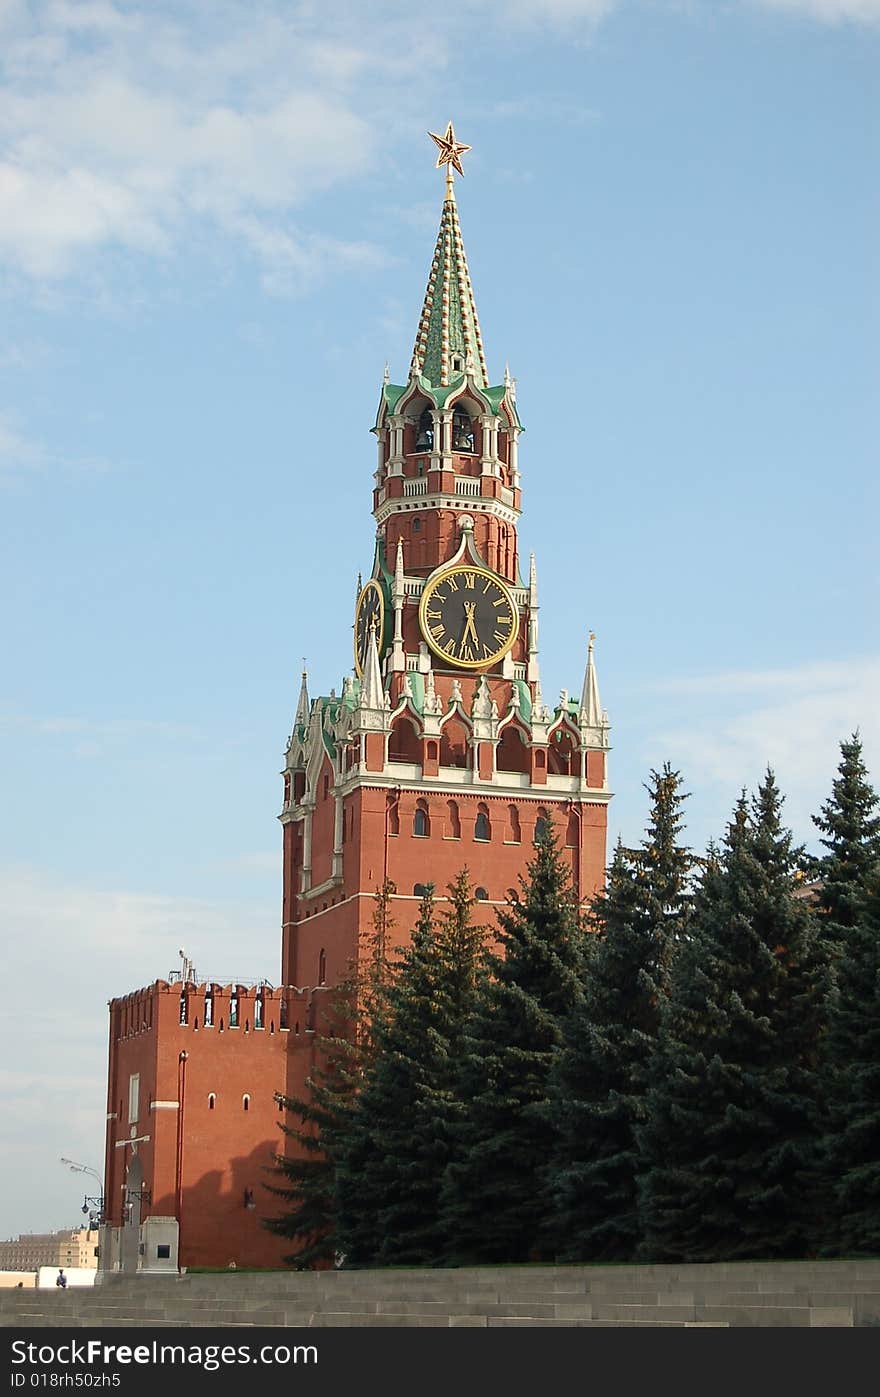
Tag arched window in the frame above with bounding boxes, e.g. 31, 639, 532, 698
445, 799, 461, 839
415, 408, 433, 451
566, 810, 579, 848
549, 729, 577, 777
318, 949, 327, 986
506, 805, 521, 843
208, 1093, 216, 1111
534, 808, 550, 844
412, 516, 422, 533
452, 406, 474, 451
440, 717, 469, 769
474, 803, 491, 842
413, 800, 430, 838
242, 1095, 250, 1113
389, 715, 420, 764
497, 724, 529, 774
387, 792, 400, 836
413, 883, 430, 898
229, 991, 239, 1028
475, 887, 489, 901
254, 991, 264, 1030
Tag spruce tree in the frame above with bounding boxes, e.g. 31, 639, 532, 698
440, 831, 584, 1264
821, 872, 880, 1256
546, 766, 692, 1261
262, 977, 363, 1267
337, 873, 485, 1266
638, 773, 827, 1262
811, 732, 880, 952
264, 880, 396, 1267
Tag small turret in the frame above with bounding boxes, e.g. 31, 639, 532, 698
294, 666, 310, 732
359, 623, 387, 714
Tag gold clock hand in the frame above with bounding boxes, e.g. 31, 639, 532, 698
462, 601, 479, 646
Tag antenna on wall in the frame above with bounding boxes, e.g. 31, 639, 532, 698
177, 948, 197, 984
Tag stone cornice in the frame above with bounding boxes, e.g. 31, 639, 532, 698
374, 492, 519, 529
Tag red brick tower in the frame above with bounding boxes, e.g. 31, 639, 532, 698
100, 128, 612, 1275
280, 124, 611, 994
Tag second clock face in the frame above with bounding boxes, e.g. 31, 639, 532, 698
354, 579, 385, 677
419, 565, 518, 669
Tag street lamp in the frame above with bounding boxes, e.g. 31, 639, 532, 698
60, 1157, 104, 1226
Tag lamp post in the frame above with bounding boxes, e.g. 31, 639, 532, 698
60, 1158, 104, 1227
176, 1051, 188, 1272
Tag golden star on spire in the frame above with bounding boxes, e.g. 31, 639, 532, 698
428, 121, 471, 189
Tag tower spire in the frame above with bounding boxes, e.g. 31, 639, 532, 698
359, 621, 386, 712
579, 632, 602, 727
294, 665, 310, 730
411, 124, 487, 389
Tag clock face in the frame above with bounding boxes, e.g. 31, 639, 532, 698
419, 565, 518, 669
354, 580, 386, 677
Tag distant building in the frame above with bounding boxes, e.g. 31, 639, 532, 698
0, 1229, 99, 1273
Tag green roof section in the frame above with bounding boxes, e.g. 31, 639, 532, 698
383, 383, 407, 415
405, 670, 425, 714
512, 679, 532, 722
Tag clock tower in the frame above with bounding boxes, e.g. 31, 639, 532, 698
280, 125, 611, 994
99, 129, 615, 1276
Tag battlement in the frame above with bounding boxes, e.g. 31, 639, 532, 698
108, 980, 331, 1044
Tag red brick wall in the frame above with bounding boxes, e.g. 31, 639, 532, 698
104, 983, 297, 1270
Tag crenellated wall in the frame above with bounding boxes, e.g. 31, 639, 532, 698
103, 981, 326, 1271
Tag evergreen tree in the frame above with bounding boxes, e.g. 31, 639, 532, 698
638, 773, 827, 1262
634, 763, 695, 968
810, 732, 880, 952
337, 873, 485, 1266
440, 830, 584, 1264
262, 977, 363, 1267
545, 766, 693, 1261
264, 880, 396, 1267
821, 872, 880, 1256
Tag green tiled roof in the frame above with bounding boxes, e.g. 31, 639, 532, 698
410, 192, 488, 389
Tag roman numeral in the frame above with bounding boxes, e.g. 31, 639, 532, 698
464, 572, 476, 590
426, 608, 441, 620
495, 614, 511, 626
430, 625, 445, 641
482, 642, 492, 658
494, 630, 507, 645
445, 575, 459, 592
445, 638, 457, 656
482, 579, 493, 594
435, 593, 446, 605
493, 597, 508, 608
461, 643, 475, 662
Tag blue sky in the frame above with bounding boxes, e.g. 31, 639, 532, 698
0, 0, 876, 1239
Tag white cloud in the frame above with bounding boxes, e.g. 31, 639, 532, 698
645, 655, 880, 844
753, 0, 880, 23
0, 863, 276, 1238
0, 414, 46, 471
648, 657, 880, 700
488, 0, 616, 21
0, 6, 387, 286
0, 415, 116, 478
0, 1, 635, 290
